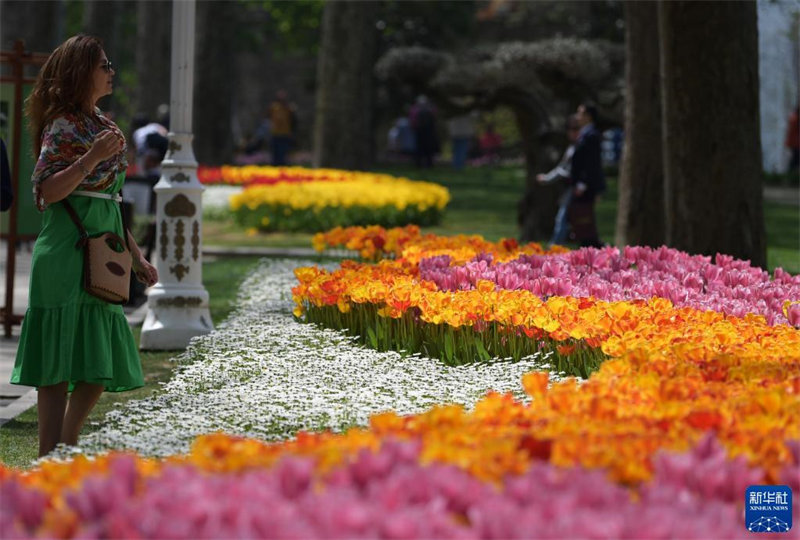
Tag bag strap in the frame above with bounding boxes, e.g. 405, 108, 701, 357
62, 196, 131, 251
118, 196, 132, 251
61, 199, 90, 249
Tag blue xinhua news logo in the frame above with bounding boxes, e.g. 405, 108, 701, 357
746, 485, 792, 533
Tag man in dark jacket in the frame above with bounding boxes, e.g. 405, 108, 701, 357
568, 102, 605, 247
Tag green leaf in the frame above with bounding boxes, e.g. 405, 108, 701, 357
475, 338, 491, 362
444, 330, 455, 363
366, 327, 378, 349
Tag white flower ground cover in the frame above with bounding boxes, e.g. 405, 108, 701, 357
79, 259, 560, 458
202, 185, 242, 220
202, 185, 242, 210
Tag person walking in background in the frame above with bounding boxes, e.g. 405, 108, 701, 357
479, 123, 503, 163
447, 111, 476, 170
410, 95, 439, 168
268, 90, 296, 166
537, 114, 581, 246
387, 115, 416, 163
132, 104, 169, 174
245, 114, 271, 157
568, 101, 605, 248
786, 104, 799, 174
10, 35, 158, 457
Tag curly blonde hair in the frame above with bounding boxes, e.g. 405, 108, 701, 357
25, 34, 103, 156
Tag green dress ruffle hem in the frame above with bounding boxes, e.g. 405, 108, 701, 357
11, 172, 144, 392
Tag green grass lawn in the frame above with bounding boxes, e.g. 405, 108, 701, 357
764, 202, 800, 273
0, 256, 264, 469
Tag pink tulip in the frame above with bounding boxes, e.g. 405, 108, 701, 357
419, 245, 799, 326
787, 303, 800, 327
4, 436, 796, 539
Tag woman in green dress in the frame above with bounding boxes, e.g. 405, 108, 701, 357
11, 35, 158, 457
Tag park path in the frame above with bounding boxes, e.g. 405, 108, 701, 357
763, 185, 799, 206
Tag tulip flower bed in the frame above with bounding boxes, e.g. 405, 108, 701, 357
3, 230, 800, 539
418, 246, 800, 326
296, 230, 800, 377
217, 167, 450, 232
4, 435, 797, 539
294, 229, 800, 475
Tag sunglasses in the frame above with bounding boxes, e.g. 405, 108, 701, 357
100, 61, 113, 73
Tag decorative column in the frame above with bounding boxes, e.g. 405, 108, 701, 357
140, 0, 213, 350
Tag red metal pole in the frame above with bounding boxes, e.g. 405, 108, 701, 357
3, 41, 24, 338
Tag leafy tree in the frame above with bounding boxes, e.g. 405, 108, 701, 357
240, 0, 325, 55
375, 39, 623, 241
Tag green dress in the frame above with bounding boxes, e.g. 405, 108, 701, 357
11, 171, 144, 392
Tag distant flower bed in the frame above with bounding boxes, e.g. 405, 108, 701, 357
198, 165, 358, 186
225, 168, 450, 232
311, 224, 568, 261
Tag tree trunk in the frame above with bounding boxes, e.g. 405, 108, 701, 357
501, 90, 557, 243
1, 1, 61, 53
313, 1, 378, 169
659, 1, 765, 267
83, 0, 135, 117
515, 111, 560, 243
616, 1, 664, 247
193, 1, 237, 165
134, 0, 171, 120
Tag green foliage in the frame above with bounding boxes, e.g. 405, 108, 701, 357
377, 0, 478, 50
480, 106, 521, 147
65, 0, 85, 36
302, 304, 606, 378
240, 0, 325, 55
233, 203, 444, 233
472, 1, 624, 44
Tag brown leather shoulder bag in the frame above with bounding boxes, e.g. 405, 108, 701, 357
62, 199, 131, 304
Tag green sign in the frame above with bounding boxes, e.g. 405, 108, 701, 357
0, 81, 42, 237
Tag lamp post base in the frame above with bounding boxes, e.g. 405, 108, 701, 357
139, 286, 212, 350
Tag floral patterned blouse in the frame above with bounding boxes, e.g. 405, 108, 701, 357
32, 107, 127, 210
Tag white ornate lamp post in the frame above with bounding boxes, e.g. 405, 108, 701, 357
140, 0, 213, 350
